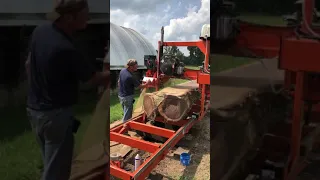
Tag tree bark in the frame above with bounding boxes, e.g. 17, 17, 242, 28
143, 86, 199, 122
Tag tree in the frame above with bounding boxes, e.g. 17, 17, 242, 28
163, 46, 185, 61
186, 46, 204, 66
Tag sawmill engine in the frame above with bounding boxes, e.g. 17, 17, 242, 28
160, 55, 185, 76
144, 55, 185, 76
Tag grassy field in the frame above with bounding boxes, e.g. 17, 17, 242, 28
0, 14, 285, 179
0, 93, 98, 180
239, 15, 286, 26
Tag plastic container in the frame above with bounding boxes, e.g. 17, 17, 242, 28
180, 153, 191, 166
134, 154, 141, 170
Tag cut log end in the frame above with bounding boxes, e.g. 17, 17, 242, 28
143, 85, 199, 122
159, 95, 189, 121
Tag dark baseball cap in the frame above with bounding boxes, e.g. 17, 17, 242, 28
46, 0, 88, 21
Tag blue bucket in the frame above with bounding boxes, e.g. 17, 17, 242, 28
180, 153, 191, 166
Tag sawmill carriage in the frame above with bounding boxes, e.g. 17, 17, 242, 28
109, 24, 210, 180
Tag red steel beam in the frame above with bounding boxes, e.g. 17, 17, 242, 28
183, 69, 199, 80
109, 99, 210, 179
132, 106, 209, 179
154, 117, 188, 126
301, 0, 314, 32
197, 73, 210, 85
110, 166, 134, 180
110, 132, 159, 153
110, 114, 144, 132
161, 41, 209, 57
279, 37, 320, 72
132, 131, 184, 180
230, 22, 294, 58
227, 21, 320, 59
289, 72, 305, 164
127, 121, 175, 138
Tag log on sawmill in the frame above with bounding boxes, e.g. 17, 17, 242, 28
143, 86, 199, 122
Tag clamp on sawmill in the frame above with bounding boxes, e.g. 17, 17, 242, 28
109, 25, 210, 179
213, 0, 320, 179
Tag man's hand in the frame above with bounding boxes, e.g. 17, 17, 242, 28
139, 80, 153, 90
139, 81, 148, 89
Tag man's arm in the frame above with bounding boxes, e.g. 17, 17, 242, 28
133, 78, 148, 89
66, 49, 109, 85
138, 82, 148, 89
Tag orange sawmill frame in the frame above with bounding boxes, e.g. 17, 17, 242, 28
212, 0, 320, 179
109, 31, 210, 179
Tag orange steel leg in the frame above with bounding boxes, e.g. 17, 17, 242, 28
110, 89, 209, 179
286, 72, 306, 179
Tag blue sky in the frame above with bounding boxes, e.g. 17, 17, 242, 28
110, 0, 210, 56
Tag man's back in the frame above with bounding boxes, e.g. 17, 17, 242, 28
27, 23, 95, 110
118, 68, 139, 97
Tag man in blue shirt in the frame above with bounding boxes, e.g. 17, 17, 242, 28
25, 0, 109, 179
118, 59, 148, 122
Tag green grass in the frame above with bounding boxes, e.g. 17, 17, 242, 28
239, 14, 286, 26
0, 93, 98, 180
211, 55, 255, 73
185, 65, 200, 70
0, 14, 284, 180
110, 91, 140, 123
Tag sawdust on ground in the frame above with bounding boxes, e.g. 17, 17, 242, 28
152, 115, 210, 180
109, 114, 210, 180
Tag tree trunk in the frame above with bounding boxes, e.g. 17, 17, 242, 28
143, 91, 165, 119
143, 86, 199, 122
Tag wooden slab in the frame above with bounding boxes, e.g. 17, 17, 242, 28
110, 141, 119, 147
119, 145, 132, 158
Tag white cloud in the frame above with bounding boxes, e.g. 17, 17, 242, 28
110, 0, 210, 56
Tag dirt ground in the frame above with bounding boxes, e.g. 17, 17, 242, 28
151, 114, 210, 180
209, 59, 320, 180
210, 87, 290, 180
110, 113, 210, 180
208, 58, 291, 180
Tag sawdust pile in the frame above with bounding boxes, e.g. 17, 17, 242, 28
132, 88, 147, 117
210, 87, 291, 180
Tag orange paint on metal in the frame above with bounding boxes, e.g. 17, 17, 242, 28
128, 121, 175, 138
110, 132, 159, 153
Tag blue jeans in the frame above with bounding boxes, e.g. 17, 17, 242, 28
26, 107, 74, 180
119, 95, 134, 122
